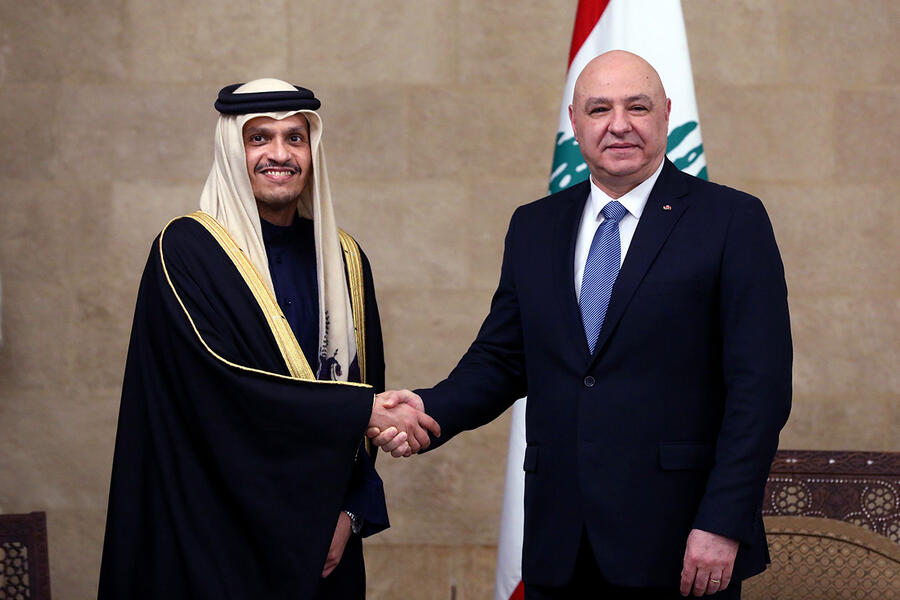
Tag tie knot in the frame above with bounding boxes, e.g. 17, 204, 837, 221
601, 200, 628, 223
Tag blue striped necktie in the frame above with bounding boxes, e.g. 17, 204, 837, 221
580, 200, 628, 353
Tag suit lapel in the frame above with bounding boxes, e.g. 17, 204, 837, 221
551, 180, 593, 358
589, 161, 690, 363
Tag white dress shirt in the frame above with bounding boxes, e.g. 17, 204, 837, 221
574, 160, 665, 303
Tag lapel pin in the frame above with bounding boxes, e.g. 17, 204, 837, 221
663, 204, 672, 211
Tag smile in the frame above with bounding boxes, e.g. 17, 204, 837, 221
259, 168, 297, 179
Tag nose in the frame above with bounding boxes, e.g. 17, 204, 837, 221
608, 107, 632, 136
268, 138, 291, 163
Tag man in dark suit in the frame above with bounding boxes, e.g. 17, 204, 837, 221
372, 51, 791, 599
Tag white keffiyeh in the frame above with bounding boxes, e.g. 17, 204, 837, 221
199, 79, 356, 381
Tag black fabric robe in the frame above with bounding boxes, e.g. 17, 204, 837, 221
98, 217, 382, 599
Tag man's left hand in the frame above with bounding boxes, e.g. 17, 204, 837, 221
322, 512, 353, 578
680, 528, 739, 596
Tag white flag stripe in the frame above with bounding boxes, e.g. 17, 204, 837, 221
494, 397, 527, 600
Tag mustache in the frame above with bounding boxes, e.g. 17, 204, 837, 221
255, 161, 300, 174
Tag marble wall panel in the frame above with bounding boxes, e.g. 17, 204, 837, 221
108, 181, 202, 282
781, 0, 900, 86
682, 0, 782, 86
67, 284, 132, 392
814, 394, 899, 450
364, 543, 497, 599
0, 390, 61, 509
0, 389, 119, 511
463, 176, 551, 289
0, 179, 112, 391
777, 394, 818, 450
791, 295, 900, 398
317, 85, 410, 180
834, 88, 900, 182
407, 85, 560, 180
378, 288, 492, 388
333, 179, 470, 292
0, 85, 60, 174
67, 182, 203, 391
51, 84, 214, 184
372, 411, 510, 545
0, 388, 117, 511
0, 179, 109, 284
288, 0, 458, 87
458, 0, 574, 85
406, 87, 468, 178
760, 182, 899, 295
0, 1, 128, 85
0, 278, 76, 392
781, 393, 898, 451
45, 509, 107, 600
695, 84, 837, 185
779, 390, 900, 452
127, 0, 290, 84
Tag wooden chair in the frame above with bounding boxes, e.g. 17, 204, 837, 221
0, 511, 52, 599
744, 450, 900, 599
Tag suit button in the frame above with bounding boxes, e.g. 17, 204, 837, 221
583, 376, 595, 387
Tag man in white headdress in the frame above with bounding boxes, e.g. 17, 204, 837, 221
98, 79, 439, 599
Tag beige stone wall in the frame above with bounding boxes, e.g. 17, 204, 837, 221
0, 1, 896, 597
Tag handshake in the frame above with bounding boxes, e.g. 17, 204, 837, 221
366, 390, 441, 458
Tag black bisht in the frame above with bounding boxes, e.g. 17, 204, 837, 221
98, 217, 375, 599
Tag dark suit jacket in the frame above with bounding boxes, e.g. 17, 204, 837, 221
417, 160, 792, 588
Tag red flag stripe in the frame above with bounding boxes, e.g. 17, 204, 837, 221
510, 581, 525, 600
567, 0, 611, 67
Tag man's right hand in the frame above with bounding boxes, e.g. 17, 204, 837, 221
367, 390, 440, 457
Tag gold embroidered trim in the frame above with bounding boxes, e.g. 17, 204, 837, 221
158, 213, 370, 389
338, 229, 374, 455
338, 229, 367, 385
187, 211, 314, 379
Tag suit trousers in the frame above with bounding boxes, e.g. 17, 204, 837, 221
524, 530, 742, 600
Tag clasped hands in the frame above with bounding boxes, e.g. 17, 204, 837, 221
367, 389, 439, 457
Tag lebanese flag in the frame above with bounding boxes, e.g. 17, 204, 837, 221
493, 2, 706, 598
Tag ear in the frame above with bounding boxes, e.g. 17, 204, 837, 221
665, 98, 672, 123
568, 104, 578, 139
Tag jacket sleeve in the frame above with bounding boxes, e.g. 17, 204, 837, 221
692, 194, 792, 543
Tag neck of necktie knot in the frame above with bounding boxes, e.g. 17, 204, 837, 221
601, 200, 628, 223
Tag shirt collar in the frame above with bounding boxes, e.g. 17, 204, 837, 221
587, 158, 665, 221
